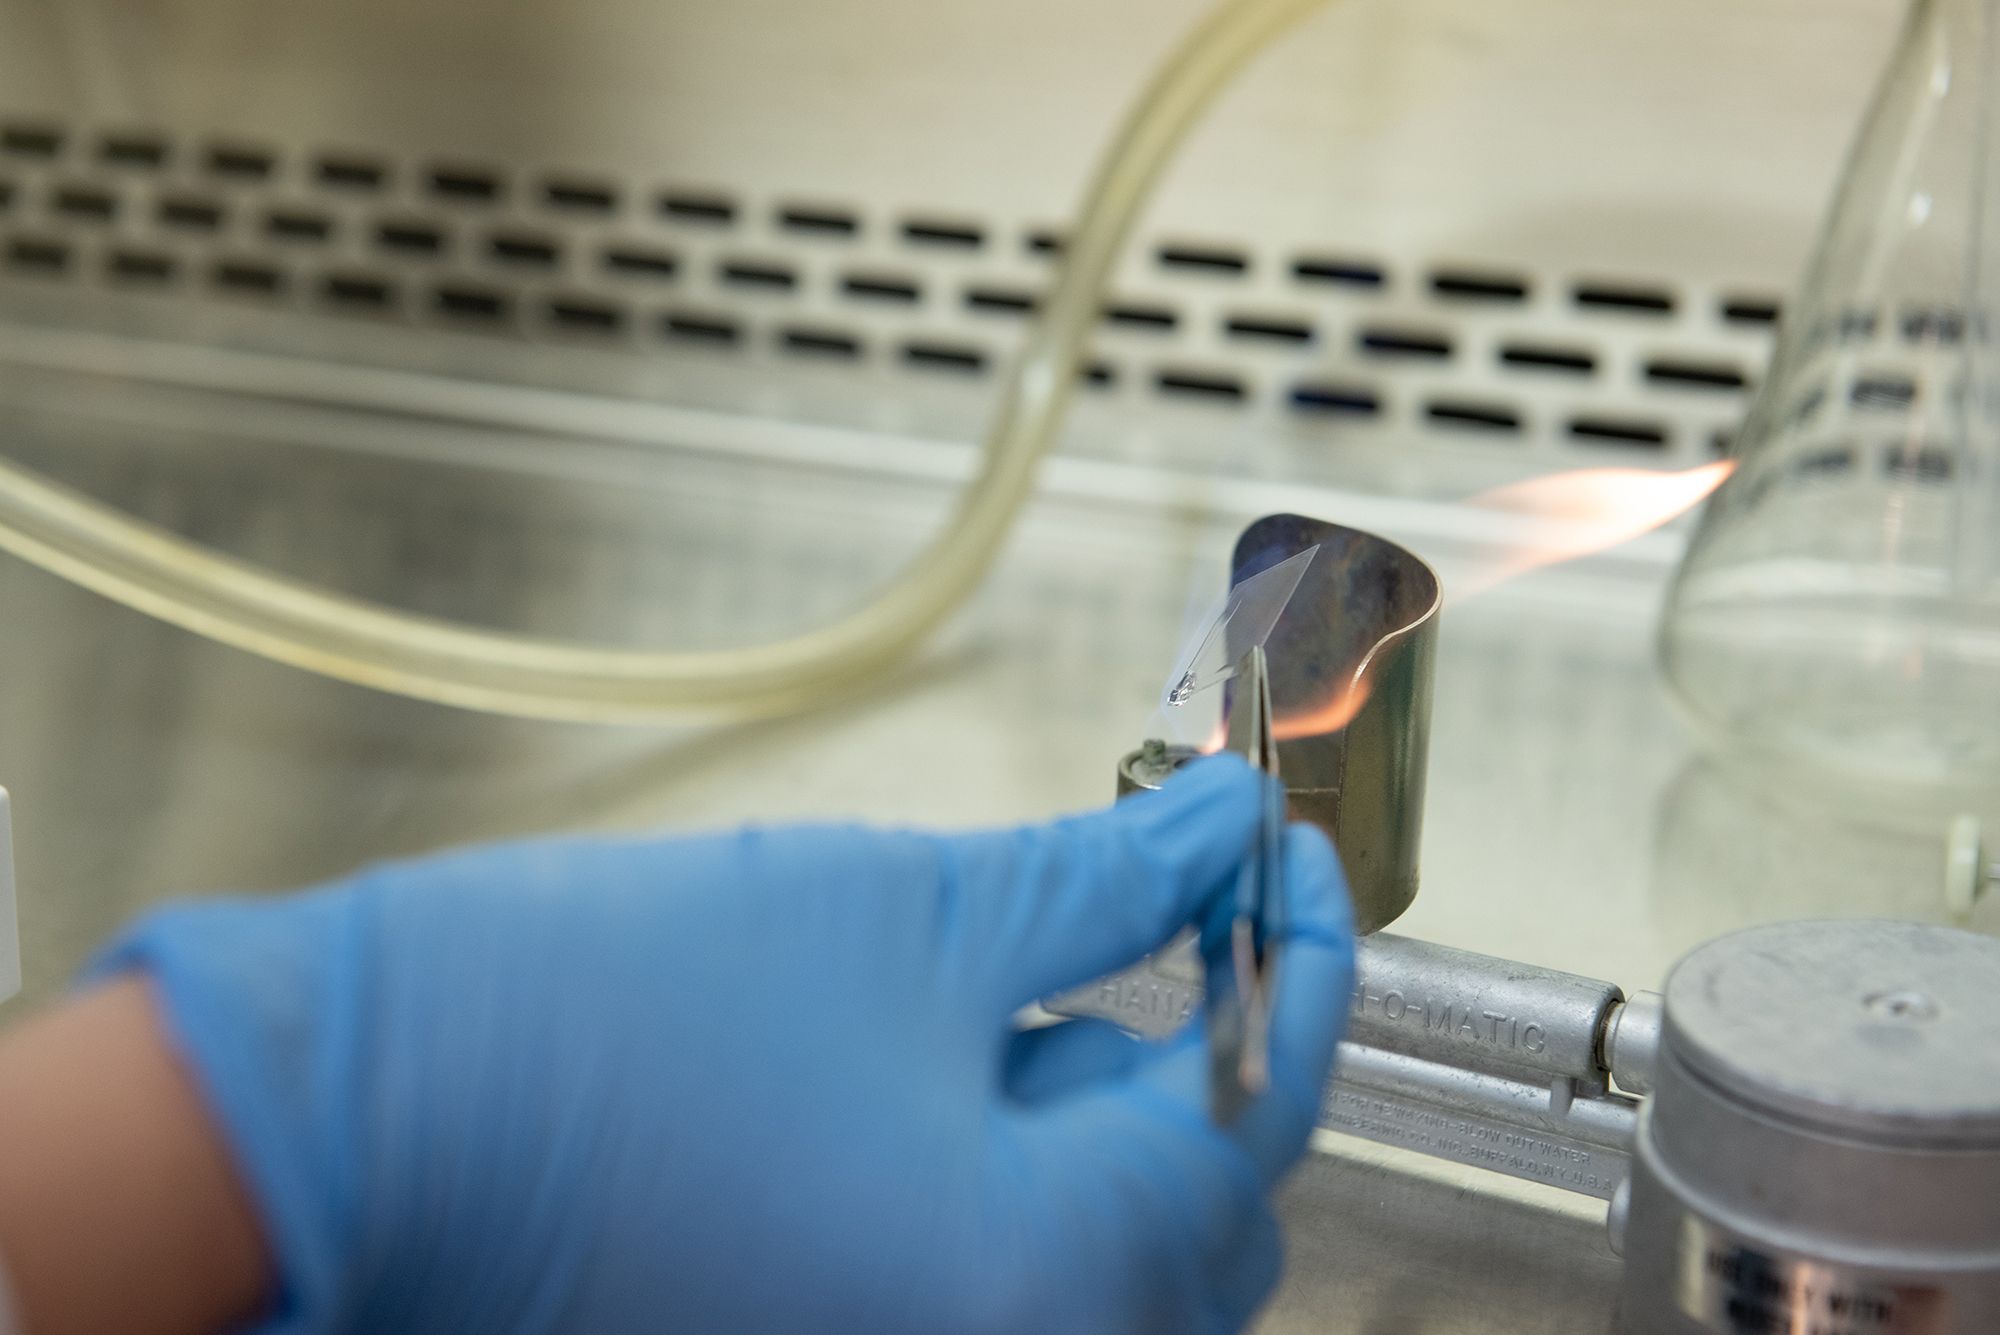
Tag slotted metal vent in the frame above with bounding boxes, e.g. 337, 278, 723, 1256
0, 117, 1791, 467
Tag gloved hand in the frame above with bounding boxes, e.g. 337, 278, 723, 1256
92, 755, 1354, 1335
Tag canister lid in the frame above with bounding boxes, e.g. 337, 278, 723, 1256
1663, 920, 2000, 1149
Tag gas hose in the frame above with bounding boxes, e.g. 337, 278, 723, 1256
0, 0, 1332, 721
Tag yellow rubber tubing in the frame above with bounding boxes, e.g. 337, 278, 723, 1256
0, 0, 1333, 722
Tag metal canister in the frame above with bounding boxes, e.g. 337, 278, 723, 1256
1120, 514, 1439, 934
1618, 919, 2000, 1334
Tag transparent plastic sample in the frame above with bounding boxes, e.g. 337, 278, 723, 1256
1162, 546, 1318, 709
1659, 0, 2000, 821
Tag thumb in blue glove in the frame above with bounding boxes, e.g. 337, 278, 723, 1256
93, 754, 1355, 1334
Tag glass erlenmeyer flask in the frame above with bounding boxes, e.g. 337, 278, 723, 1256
1660, 0, 2000, 824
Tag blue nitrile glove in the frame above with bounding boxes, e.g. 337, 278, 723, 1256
90, 755, 1354, 1335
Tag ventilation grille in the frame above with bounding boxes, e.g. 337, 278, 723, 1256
0, 118, 1795, 466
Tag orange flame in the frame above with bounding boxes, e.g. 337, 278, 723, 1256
1451, 461, 1736, 602
1195, 677, 1374, 753
1213, 461, 1737, 748
1275, 677, 1371, 741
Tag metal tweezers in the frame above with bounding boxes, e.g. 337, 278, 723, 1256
1209, 642, 1284, 1124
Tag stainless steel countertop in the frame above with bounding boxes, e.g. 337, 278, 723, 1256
0, 354, 1984, 1331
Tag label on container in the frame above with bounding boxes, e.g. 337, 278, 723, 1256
1675, 1216, 1944, 1335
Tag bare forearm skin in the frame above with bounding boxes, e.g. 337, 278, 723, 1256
0, 977, 271, 1335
